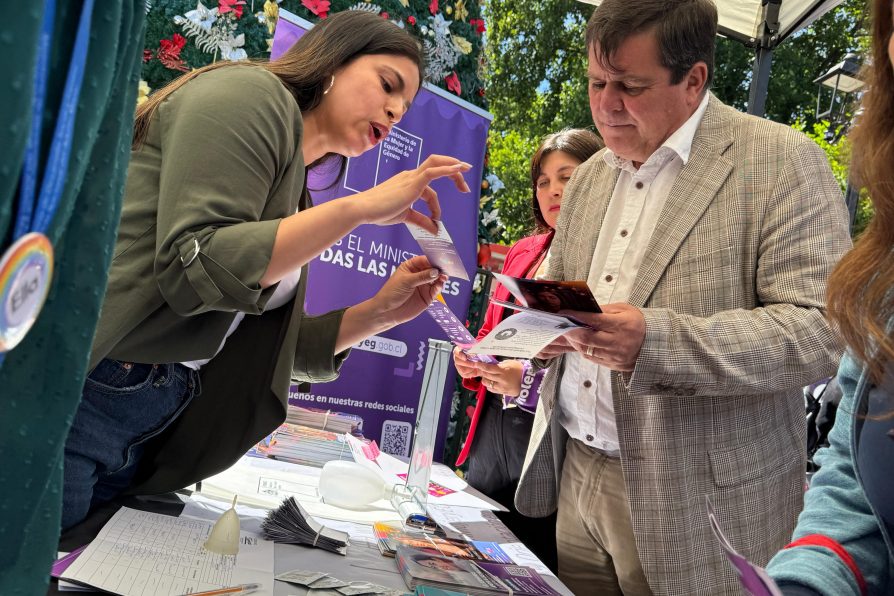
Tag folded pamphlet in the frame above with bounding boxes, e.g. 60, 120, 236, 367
492, 273, 601, 317
454, 274, 602, 359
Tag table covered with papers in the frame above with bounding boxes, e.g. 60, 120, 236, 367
53, 449, 572, 596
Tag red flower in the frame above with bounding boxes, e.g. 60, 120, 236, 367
429, 0, 438, 15
158, 33, 186, 53
142, 49, 153, 63
445, 71, 461, 95
218, 0, 246, 18
157, 34, 188, 72
302, 0, 330, 18
381, 11, 389, 19
477, 88, 486, 97
407, 15, 416, 25
470, 18, 486, 34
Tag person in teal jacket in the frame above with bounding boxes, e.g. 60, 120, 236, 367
766, 0, 894, 592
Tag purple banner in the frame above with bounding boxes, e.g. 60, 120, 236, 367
273, 11, 491, 460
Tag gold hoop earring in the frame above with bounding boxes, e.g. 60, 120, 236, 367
323, 75, 335, 95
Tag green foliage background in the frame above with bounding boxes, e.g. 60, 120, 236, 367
143, 1, 487, 105
483, 0, 871, 243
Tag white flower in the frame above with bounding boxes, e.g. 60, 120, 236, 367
485, 174, 505, 193
184, 1, 217, 31
220, 33, 247, 61
429, 13, 452, 37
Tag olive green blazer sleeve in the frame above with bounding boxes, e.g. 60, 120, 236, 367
152, 66, 302, 316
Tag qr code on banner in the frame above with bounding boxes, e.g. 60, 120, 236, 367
381, 420, 412, 457
506, 566, 532, 577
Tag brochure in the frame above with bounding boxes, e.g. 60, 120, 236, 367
464, 310, 583, 359
395, 546, 560, 596
492, 273, 601, 315
374, 522, 510, 563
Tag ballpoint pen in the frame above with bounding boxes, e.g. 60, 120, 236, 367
179, 582, 261, 596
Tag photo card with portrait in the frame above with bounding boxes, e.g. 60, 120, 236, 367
492, 273, 601, 315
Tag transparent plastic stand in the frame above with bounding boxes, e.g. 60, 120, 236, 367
390, 338, 452, 531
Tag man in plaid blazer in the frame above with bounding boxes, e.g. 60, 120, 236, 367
514, 1, 852, 594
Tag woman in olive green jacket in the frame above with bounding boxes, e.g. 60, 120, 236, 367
61, 11, 471, 529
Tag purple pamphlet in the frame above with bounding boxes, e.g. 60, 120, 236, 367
408, 221, 470, 280
426, 299, 497, 364
706, 498, 782, 596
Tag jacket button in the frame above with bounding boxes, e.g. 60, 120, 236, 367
586, 434, 594, 442
583, 380, 592, 388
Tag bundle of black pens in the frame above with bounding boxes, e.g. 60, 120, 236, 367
261, 497, 350, 555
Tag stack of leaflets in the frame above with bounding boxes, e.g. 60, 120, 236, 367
395, 546, 560, 596
285, 405, 364, 436
261, 497, 349, 555
254, 423, 355, 467
373, 522, 512, 563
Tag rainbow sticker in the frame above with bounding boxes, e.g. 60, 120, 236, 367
0, 232, 54, 352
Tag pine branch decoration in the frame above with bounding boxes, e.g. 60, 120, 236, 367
348, 2, 381, 13
173, 16, 225, 54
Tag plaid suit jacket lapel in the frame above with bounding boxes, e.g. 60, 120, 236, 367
628, 95, 735, 309
567, 162, 618, 282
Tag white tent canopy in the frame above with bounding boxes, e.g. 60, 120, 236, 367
578, 0, 843, 45
577, 0, 846, 115
719, 0, 842, 45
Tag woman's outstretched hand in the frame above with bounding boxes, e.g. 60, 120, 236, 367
351, 155, 471, 234
372, 256, 447, 326
335, 256, 446, 354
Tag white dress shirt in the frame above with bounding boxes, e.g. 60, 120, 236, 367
557, 93, 710, 454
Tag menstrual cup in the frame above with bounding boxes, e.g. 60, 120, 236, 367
203, 495, 241, 556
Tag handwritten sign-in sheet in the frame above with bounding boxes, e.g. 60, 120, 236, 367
61, 507, 273, 595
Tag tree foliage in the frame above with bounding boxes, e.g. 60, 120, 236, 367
484, 0, 869, 243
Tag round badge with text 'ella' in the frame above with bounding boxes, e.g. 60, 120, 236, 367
0, 232, 54, 352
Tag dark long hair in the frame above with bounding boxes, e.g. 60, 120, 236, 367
132, 10, 424, 167
530, 128, 604, 234
826, 0, 894, 383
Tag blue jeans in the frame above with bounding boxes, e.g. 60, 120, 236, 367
62, 359, 200, 530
